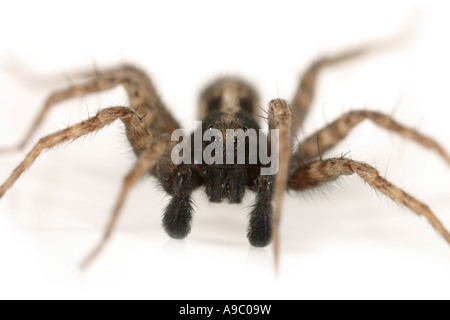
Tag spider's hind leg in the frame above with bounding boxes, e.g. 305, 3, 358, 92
0, 64, 179, 153
291, 47, 370, 131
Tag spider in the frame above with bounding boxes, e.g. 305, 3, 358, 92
1, 43, 449, 270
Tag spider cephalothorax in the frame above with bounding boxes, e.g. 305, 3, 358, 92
159, 77, 272, 244
1, 44, 449, 270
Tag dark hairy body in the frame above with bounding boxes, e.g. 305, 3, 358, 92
0, 42, 449, 270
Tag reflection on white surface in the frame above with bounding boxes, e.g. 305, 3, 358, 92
0, 0, 450, 299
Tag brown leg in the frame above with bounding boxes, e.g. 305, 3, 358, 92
267, 98, 291, 270
292, 110, 450, 166
288, 157, 450, 244
291, 47, 370, 131
79, 134, 170, 270
0, 107, 141, 198
1, 65, 179, 152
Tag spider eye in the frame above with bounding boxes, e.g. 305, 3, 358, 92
242, 126, 248, 132
239, 98, 253, 112
207, 124, 214, 130
208, 97, 221, 111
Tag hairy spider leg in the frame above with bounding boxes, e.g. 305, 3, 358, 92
0, 65, 179, 153
288, 157, 450, 245
292, 110, 450, 165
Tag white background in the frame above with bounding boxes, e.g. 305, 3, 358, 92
0, 0, 450, 299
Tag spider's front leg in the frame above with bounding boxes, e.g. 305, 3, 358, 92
288, 157, 450, 245
244, 99, 291, 263
266, 99, 292, 267
0, 107, 133, 197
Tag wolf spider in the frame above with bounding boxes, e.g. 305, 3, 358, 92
1, 44, 449, 270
